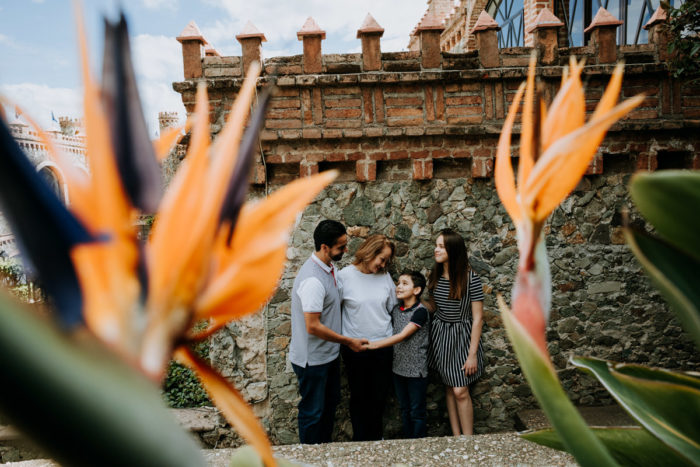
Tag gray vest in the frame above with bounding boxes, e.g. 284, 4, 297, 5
289, 255, 342, 367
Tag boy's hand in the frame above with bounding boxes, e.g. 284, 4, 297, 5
348, 337, 369, 352
367, 341, 378, 350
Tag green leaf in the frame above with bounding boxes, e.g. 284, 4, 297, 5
625, 228, 700, 349
571, 356, 700, 465
629, 171, 700, 262
522, 426, 694, 467
0, 292, 206, 467
498, 297, 618, 466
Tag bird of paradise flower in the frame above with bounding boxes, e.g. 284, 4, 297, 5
0, 7, 334, 467
494, 54, 644, 465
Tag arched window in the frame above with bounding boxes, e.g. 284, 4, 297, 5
486, 0, 525, 48
554, 0, 685, 47
37, 166, 64, 203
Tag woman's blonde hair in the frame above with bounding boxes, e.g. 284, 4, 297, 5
352, 234, 395, 273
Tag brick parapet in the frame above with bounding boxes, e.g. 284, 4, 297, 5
174, 43, 700, 185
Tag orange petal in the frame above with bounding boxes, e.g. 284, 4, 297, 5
592, 62, 624, 120
148, 83, 211, 314
524, 94, 645, 221
518, 53, 537, 190
174, 347, 276, 467
153, 124, 185, 162
495, 82, 526, 225
540, 59, 585, 154
193, 171, 338, 337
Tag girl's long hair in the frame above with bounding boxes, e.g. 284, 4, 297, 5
352, 234, 395, 273
428, 228, 470, 300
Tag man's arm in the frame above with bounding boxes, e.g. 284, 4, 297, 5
304, 312, 368, 352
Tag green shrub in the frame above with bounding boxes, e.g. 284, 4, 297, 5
162, 331, 212, 408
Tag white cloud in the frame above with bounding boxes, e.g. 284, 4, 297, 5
199, 0, 428, 55
30, 0, 45, 3
0, 83, 81, 130
130, 34, 186, 132
142, 0, 178, 11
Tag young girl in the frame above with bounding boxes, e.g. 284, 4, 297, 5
427, 228, 484, 436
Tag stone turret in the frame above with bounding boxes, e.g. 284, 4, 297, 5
158, 111, 180, 133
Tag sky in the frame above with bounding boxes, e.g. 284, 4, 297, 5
0, 0, 433, 134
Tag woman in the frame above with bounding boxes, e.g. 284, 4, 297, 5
338, 234, 397, 441
428, 228, 484, 436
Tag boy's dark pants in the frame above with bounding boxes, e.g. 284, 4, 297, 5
292, 357, 340, 444
341, 346, 392, 441
393, 373, 428, 438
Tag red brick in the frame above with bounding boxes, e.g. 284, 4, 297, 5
435, 86, 445, 121
363, 88, 374, 124
369, 152, 388, 161
447, 115, 483, 124
312, 88, 323, 124
270, 99, 301, 109
453, 149, 471, 158
267, 108, 302, 119
325, 108, 362, 119
347, 151, 365, 161
626, 109, 659, 120
302, 90, 312, 125
385, 97, 423, 106
326, 152, 347, 162
446, 96, 482, 106
266, 119, 302, 129
276, 88, 300, 97
325, 98, 362, 108
356, 160, 377, 182
266, 154, 283, 163
473, 147, 493, 158
637, 153, 658, 171
446, 83, 481, 92
322, 129, 343, 138
374, 88, 385, 123
409, 150, 429, 159
412, 160, 433, 180
300, 162, 319, 177
471, 157, 494, 178
387, 117, 423, 127
432, 149, 450, 158
386, 107, 423, 117
302, 128, 322, 139
425, 86, 436, 122
325, 119, 362, 128
388, 150, 409, 160
325, 86, 361, 95
445, 106, 482, 117
283, 153, 303, 163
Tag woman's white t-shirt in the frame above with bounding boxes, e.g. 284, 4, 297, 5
338, 264, 397, 341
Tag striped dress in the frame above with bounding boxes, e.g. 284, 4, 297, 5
428, 271, 485, 387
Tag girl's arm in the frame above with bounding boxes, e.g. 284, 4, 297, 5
463, 300, 484, 375
368, 323, 420, 350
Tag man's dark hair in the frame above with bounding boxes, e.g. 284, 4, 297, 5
313, 220, 346, 251
401, 270, 426, 298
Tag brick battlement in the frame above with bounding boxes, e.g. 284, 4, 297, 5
172, 10, 700, 184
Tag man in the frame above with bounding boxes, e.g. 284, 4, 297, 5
289, 219, 368, 444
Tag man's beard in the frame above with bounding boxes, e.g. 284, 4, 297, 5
330, 252, 344, 262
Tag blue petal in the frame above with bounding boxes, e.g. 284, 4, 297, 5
101, 13, 162, 213
219, 88, 273, 245
0, 118, 95, 327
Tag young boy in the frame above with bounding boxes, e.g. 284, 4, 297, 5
368, 270, 429, 438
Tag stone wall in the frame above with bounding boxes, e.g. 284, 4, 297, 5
174, 18, 700, 444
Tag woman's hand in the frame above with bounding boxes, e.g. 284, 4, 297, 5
367, 341, 378, 350
462, 355, 478, 376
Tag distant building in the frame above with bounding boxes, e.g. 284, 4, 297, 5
1, 115, 89, 257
